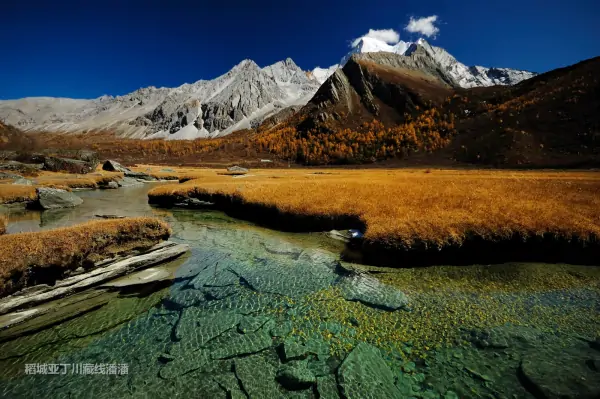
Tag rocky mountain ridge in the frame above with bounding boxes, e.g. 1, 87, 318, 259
0, 59, 320, 140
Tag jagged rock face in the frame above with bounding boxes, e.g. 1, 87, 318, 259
0, 59, 320, 140
300, 52, 453, 131
312, 38, 536, 89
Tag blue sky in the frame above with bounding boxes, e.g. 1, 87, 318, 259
1, 0, 598, 99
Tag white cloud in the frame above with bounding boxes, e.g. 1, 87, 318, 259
404, 15, 440, 38
351, 29, 400, 47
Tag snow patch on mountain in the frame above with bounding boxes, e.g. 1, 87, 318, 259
310, 65, 339, 84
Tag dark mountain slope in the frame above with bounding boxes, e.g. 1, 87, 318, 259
447, 56, 600, 166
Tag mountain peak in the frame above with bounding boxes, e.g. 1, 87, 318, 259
233, 59, 259, 71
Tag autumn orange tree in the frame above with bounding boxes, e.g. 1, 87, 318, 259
252, 108, 456, 165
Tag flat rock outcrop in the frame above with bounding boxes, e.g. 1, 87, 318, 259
29, 187, 83, 210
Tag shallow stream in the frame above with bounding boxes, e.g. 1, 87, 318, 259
1, 185, 599, 398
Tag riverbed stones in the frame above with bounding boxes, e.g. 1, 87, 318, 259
337, 343, 403, 399
29, 187, 83, 210
338, 274, 409, 311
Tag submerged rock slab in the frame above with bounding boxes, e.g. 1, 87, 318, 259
235, 352, 282, 398
520, 345, 600, 398
159, 349, 212, 379
338, 274, 409, 311
230, 250, 338, 298
469, 324, 547, 349
337, 343, 403, 399
277, 360, 316, 390
210, 328, 273, 359
173, 308, 242, 349
317, 375, 342, 399
213, 372, 247, 399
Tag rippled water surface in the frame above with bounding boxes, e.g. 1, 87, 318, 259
1, 186, 599, 398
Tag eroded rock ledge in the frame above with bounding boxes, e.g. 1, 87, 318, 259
0, 241, 189, 329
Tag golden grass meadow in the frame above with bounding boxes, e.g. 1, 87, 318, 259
148, 167, 600, 249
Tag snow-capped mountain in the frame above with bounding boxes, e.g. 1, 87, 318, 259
1, 37, 537, 140
311, 37, 536, 88
0, 58, 320, 140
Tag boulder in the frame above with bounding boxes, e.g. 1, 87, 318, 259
337, 343, 403, 399
227, 165, 249, 175
116, 177, 144, 187
43, 156, 98, 174
101, 181, 119, 189
0, 161, 44, 172
102, 160, 131, 173
125, 171, 157, 181
338, 274, 409, 311
29, 188, 83, 210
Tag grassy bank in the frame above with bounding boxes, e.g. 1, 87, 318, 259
0, 215, 6, 235
0, 185, 37, 204
148, 168, 600, 265
0, 217, 171, 298
0, 170, 124, 204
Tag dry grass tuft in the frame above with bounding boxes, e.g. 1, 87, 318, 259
0, 171, 124, 204
0, 215, 6, 235
0, 217, 171, 298
149, 168, 600, 249
0, 185, 37, 204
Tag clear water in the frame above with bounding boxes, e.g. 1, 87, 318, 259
0, 186, 599, 398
